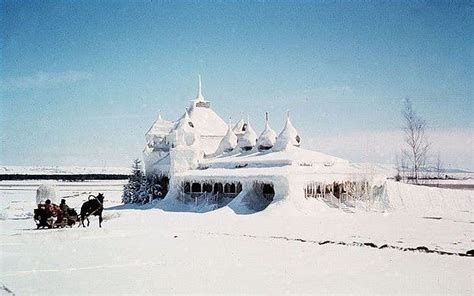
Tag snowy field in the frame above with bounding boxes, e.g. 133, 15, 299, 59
0, 180, 473, 294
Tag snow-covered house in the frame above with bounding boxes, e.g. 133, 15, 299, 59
143, 78, 386, 211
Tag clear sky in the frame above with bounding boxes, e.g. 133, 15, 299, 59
1, 1, 473, 169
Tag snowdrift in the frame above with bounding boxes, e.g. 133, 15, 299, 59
385, 181, 473, 218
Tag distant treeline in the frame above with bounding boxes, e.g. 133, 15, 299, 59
0, 174, 130, 181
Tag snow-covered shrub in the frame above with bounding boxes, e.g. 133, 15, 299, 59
36, 184, 58, 204
122, 159, 167, 204
122, 159, 146, 204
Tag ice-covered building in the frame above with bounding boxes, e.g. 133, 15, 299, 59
143, 78, 386, 212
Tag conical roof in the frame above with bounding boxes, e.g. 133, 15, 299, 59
257, 113, 277, 150
238, 121, 257, 150
217, 121, 238, 153
186, 76, 227, 138
145, 113, 173, 141
273, 113, 301, 151
169, 110, 199, 147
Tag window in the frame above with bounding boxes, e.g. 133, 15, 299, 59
191, 183, 201, 193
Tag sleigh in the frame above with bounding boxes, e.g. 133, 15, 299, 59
34, 204, 79, 229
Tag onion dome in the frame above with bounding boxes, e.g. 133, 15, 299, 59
217, 119, 238, 153
237, 119, 257, 151
273, 112, 301, 151
257, 112, 277, 151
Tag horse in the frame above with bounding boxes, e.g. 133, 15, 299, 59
80, 193, 104, 228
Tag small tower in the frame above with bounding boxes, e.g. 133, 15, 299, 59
257, 112, 277, 151
273, 112, 301, 151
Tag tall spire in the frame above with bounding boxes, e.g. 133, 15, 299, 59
196, 75, 204, 102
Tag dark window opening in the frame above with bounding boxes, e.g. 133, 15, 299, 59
213, 183, 223, 194
191, 183, 201, 193
224, 183, 231, 193
203, 183, 212, 193
260, 183, 275, 201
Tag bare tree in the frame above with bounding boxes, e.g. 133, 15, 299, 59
435, 153, 444, 182
401, 98, 430, 184
395, 152, 409, 182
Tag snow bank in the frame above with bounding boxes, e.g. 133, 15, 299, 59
385, 181, 473, 218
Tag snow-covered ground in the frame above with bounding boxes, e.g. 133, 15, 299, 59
0, 180, 472, 294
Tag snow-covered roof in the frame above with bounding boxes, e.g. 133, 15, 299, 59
207, 146, 348, 169
188, 105, 227, 137
184, 76, 227, 138
146, 114, 173, 138
175, 146, 377, 184
273, 114, 301, 151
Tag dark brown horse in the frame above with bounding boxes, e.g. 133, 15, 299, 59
80, 193, 104, 227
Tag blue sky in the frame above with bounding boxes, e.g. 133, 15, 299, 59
1, 1, 473, 169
